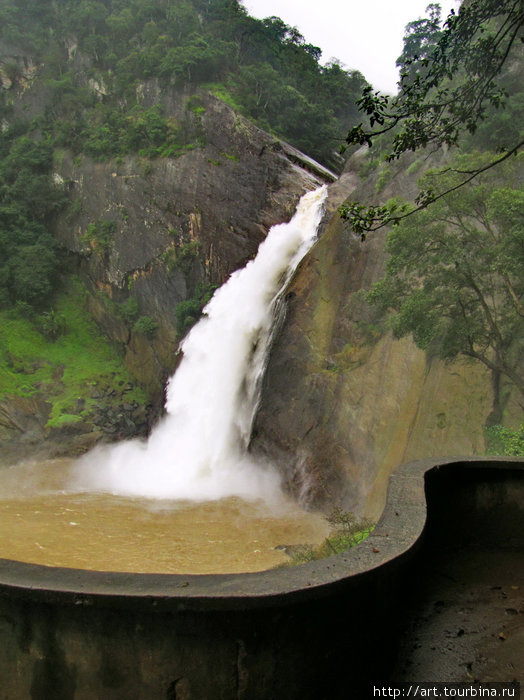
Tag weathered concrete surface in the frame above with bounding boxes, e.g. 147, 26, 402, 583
392, 549, 524, 684
0, 458, 521, 699
391, 464, 524, 685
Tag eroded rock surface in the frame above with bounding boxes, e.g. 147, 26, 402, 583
251, 157, 522, 517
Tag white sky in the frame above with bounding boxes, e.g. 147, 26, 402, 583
241, 0, 460, 94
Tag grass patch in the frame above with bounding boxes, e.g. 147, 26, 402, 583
0, 277, 145, 428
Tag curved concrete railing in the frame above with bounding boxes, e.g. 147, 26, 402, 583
0, 455, 521, 609
0, 455, 522, 699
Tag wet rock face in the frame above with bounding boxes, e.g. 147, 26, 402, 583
51, 88, 327, 400
0, 396, 50, 453
251, 159, 521, 518
0, 385, 155, 464
251, 181, 386, 514
55, 93, 318, 287
0, 66, 333, 459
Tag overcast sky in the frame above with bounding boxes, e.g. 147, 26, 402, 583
241, 0, 460, 94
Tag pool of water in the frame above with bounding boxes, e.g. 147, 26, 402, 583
0, 459, 329, 574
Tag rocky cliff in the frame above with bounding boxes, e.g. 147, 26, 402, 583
51, 86, 333, 399
251, 153, 523, 519
0, 52, 335, 459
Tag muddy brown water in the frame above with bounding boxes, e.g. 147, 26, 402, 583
0, 459, 329, 574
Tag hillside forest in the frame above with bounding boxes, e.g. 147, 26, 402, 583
0, 0, 367, 309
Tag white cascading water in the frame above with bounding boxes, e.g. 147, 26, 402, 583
70, 185, 327, 502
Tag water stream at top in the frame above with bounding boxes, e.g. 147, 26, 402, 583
70, 185, 328, 503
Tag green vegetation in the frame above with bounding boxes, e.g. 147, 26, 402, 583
75, 104, 204, 160
374, 164, 392, 194
133, 315, 158, 338
0, 0, 367, 170
82, 219, 117, 254
485, 424, 524, 456
0, 278, 145, 428
341, 0, 523, 235
39, 309, 67, 340
282, 509, 375, 566
163, 240, 201, 275
0, 0, 369, 386
0, 132, 66, 309
365, 152, 524, 406
119, 296, 139, 324
395, 2, 443, 88
175, 282, 217, 335
341, 1, 523, 442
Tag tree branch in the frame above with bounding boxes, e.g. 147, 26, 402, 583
340, 139, 524, 236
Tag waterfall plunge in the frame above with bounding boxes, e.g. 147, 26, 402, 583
71, 186, 327, 502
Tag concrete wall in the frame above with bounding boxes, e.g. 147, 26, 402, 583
0, 457, 522, 699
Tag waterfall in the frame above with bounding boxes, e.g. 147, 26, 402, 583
71, 185, 327, 502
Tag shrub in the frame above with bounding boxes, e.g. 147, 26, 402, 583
322, 508, 375, 553
175, 297, 204, 334
375, 164, 392, 193
283, 509, 375, 566
82, 220, 116, 253
170, 241, 201, 274
406, 158, 424, 176
133, 315, 158, 338
14, 301, 35, 318
39, 309, 67, 340
485, 424, 524, 457
9, 243, 59, 306
174, 282, 216, 335
120, 297, 139, 324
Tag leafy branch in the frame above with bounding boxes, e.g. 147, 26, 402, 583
340, 139, 524, 238
342, 0, 524, 235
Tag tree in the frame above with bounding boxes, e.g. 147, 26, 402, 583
341, 0, 524, 236
396, 3, 443, 85
0, 133, 64, 308
9, 242, 59, 305
366, 152, 524, 407
321, 61, 367, 124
